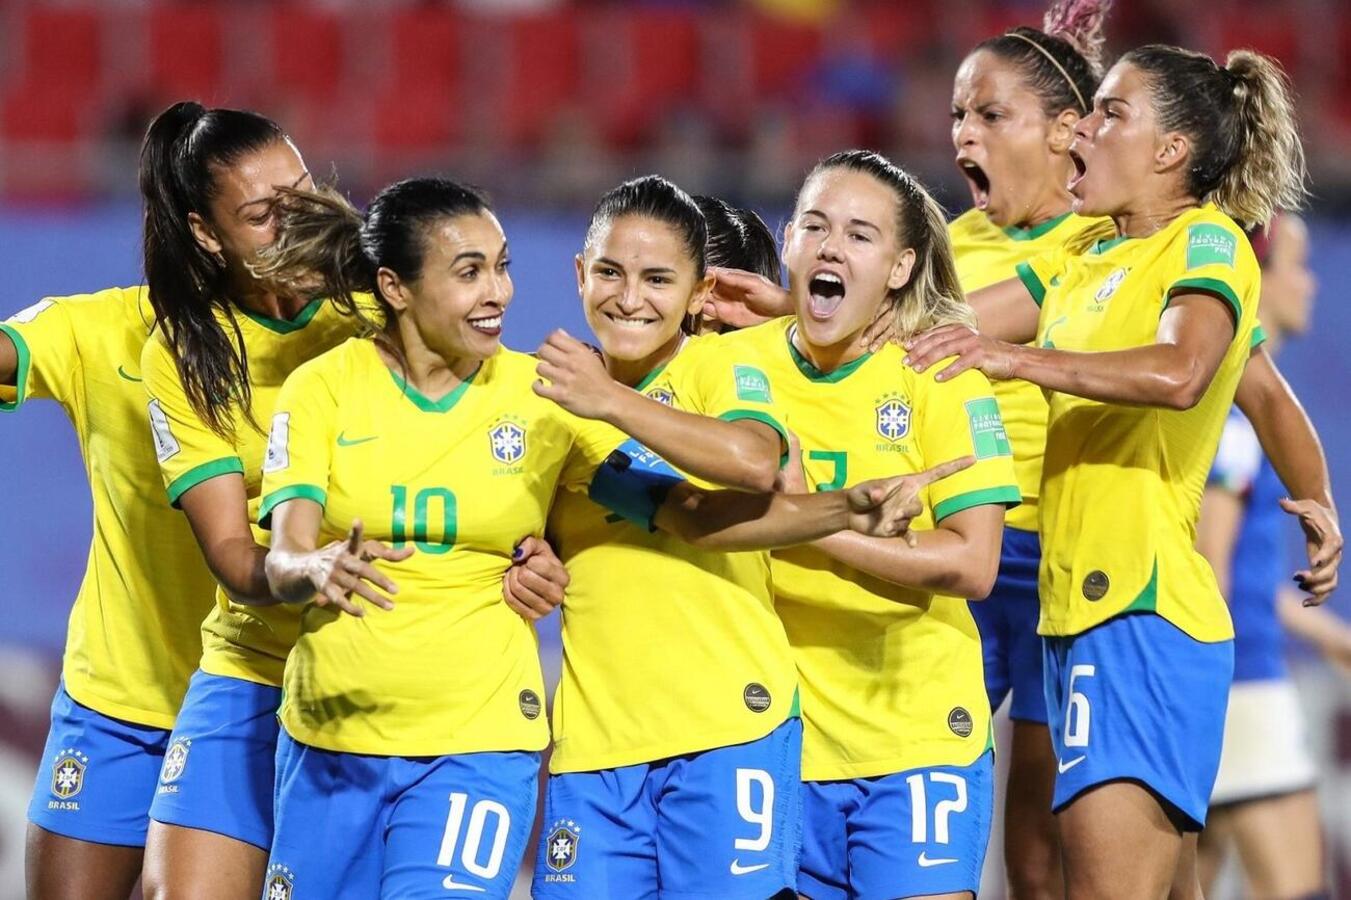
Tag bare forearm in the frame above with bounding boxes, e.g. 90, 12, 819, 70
969, 280, 1041, 344
1009, 343, 1215, 410
655, 484, 851, 551
203, 536, 275, 605
1238, 363, 1333, 508
812, 529, 1000, 598
605, 390, 779, 491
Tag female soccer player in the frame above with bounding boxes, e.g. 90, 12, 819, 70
132, 102, 368, 899
904, 46, 1319, 896
248, 174, 947, 900
3, 243, 217, 895
1196, 213, 1342, 898
519, 176, 803, 900
946, 5, 1112, 893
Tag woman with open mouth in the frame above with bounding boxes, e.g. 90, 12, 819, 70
244, 173, 938, 900
946, 2, 1113, 894
904, 45, 1331, 898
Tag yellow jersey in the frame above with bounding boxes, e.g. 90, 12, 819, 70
0, 287, 217, 729
950, 209, 1115, 531
142, 297, 361, 687
722, 319, 1020, 780
259, 339, 629, 757
1017, 204, 1260, 642
548, 334, 798, 774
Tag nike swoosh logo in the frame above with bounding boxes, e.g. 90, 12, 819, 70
730, 860, 770, 876
917, 852, 959, 867
441, 874, 486, 892
117, 366, 142, 382
336, 432, 378, 447
1058, 755, 1086, 774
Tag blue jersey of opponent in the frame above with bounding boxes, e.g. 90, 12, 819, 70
1208, 409, 1288, 682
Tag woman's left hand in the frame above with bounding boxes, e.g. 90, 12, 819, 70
903, 324, 1019, 382
534, 329, 623, 420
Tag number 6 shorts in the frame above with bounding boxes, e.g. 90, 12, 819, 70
265, 732, 540, 900
1043, 611, 1234, 831
533, 716, 802, 900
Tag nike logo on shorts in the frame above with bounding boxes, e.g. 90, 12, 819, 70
1058, 755, 1086, 774
730, 859, 770, 875
917, 851, 958, 867
441, 873, 486, 892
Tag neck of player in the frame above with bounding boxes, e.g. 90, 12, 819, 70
382, 324, 481, 402
604, 330, 686, 389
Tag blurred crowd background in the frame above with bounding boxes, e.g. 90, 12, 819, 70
0, 1, 1348, 897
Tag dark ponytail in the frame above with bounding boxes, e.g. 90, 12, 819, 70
694, 195, 782, 285
140, 101, 287, 439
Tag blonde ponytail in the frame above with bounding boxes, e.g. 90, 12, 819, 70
890, 192, 975, 341
1216, 50, 1309, 226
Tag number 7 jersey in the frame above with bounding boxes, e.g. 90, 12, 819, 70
718, 319, 1020, 780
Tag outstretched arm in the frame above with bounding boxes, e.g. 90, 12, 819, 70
1236, 347, 1340, 604
905, 293, 1236, 410
265, 503, 412, 616
178, 475, 274, 605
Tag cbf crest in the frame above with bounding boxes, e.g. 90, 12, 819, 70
489, 417, 527, 465
264, 863, 295, 900
545, 819, 582, 874
647, 387, 675, 407
50, 748, 88, 800
1093, 267, 1129, 304
875, 396, 911, 443
160, 738, 191, 784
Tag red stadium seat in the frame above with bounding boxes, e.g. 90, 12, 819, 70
1, 82, 90, 143
1217, 17, 1301, 73
388, 7, 461, 95
372, 84, 458, 154
749, 15, 823, 97
269, 6, 345, 103
148, 6, 226, 101
501, 12, 582, 145
589, 9, 702, 146
14, 8, 103, 95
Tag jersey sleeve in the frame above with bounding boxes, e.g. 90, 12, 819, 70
1163, 214, 1256, 328
1208, 410, 1262, 496
1, 298, 80, 410
1013, 244, 1071, 309
667, 338, 789, 449
914, 366, 1022, 522
258, 361, 338, 528
141, 335, 244, 507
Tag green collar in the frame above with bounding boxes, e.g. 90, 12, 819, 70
1089, 234, 1133, 255
239, 296, 326, 334
1003, 211, 1073, 242
387, 362, 481, 414
787, 326, 872, 383
634, 361, 671, 393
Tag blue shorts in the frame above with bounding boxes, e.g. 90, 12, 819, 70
27, 682, 171, 846
799, 750, 994, 900
266, 732, 539, 900
970, 526, 1046, 724
1043, 613, 1232, 830
534, 717, 802, 900
147, 669, 281, 850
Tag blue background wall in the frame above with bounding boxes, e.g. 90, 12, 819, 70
2, 206, 1348, 653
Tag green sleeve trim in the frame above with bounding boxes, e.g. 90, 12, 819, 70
166, 457, 246, 508
1250, 325, 1267, 350
933, 485, 1022, 523
718, 409, 790, 465
258, 483, 327, 529
1014, 262, 1046, 308
0, 323, 32, 412
1165, 277, 1242, 326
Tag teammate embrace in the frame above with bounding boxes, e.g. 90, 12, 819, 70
3, 6, 1342, 900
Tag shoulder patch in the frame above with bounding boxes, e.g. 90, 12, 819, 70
1186, 223, 1237, 270
148, 399, 181, 463
7, 299, 53, 325
263, 412, 291, 474
964, 397, 1012, 460
733, 365, 773, 403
